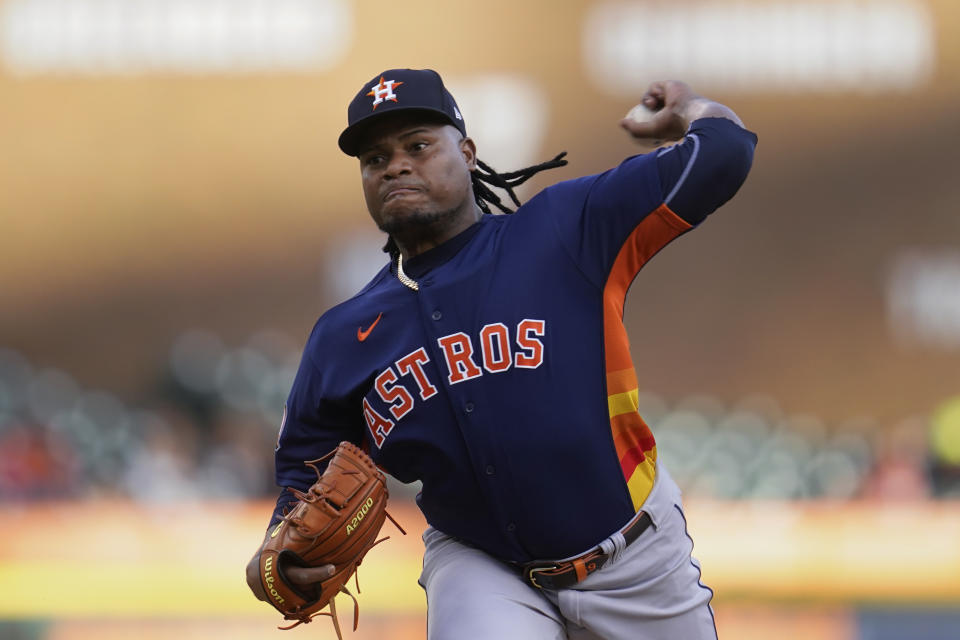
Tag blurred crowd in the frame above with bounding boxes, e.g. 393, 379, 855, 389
0, 330, 291, 503
0, 332, 954, 504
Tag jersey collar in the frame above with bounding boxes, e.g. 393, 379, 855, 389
400, 217, 485, 280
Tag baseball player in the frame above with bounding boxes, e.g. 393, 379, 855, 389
247, 68, 756, 639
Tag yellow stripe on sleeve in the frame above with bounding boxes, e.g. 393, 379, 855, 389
625, 451, 657, 511
608, 388, 639, 418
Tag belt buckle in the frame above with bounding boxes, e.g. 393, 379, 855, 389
524, 564, 558, 590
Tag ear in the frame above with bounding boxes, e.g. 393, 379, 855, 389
459, 137, 477, 171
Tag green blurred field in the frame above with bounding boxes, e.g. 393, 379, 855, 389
2, 498, 959, 639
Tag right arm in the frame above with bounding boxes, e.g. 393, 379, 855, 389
245, 534, 334, 602
245, 321, 366, 601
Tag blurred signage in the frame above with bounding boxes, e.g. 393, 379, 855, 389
0, 0, 352, 73
584, 0, 935, 93
888, 249, 960, 350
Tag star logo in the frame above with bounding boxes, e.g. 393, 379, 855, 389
367, 76, 404, 110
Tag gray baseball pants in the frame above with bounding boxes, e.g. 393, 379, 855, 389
418, 464, 718, 639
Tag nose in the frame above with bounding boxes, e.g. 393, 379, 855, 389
384, 151, 412, 179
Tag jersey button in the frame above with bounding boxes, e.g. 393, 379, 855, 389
485, 465, 495, 475
465, 402, 474, 413
431, 310, 442, 321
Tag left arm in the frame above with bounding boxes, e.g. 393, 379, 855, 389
541, 80, 756, 286
653, 116, 757, 226
620, 80, 745, 146
623, 80, 756, 226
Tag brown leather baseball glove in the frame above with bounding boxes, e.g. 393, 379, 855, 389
256, 441, 401, 636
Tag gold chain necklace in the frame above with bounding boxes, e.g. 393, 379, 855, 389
396, 254, 419, 291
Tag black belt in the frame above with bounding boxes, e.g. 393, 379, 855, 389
520, 511, 652, 590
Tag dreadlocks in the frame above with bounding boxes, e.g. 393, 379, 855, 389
383, 152, 568, 257
471, 152, 568, 214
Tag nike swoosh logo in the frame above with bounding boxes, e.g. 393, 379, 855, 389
357, 312, 383, 342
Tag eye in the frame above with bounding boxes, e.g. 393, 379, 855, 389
363, 153, 385, 167
410, 141, 429, 153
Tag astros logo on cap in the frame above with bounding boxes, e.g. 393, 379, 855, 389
367, 76, 404, 110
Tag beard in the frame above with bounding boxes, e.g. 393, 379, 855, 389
376, 203, 463, 237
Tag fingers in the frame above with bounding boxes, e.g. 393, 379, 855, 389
285, 564, 335, 587
622, 80, 699, 145
641, 80, 698, 111
619, 116, 658, 139
642, 94, 660, 110
619, 110, 673, 147
641, 82, 666, 111
619, 124, 664, 148
659, 80, 696, 106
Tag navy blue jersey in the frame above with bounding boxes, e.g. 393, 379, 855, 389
273, 117, 756, 563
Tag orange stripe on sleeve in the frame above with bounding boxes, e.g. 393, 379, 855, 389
606, 367, 638, 396
610, 412, 657, 475
602, 204, 690, 507
603, 205, 691, 371
610, 412, 656, 452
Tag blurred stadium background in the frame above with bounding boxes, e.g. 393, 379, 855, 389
1, 0, 959, 638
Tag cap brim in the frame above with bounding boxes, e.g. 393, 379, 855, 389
338, 107, 461, 156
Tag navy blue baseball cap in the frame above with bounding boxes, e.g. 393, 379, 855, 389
338, 68, 467, 156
